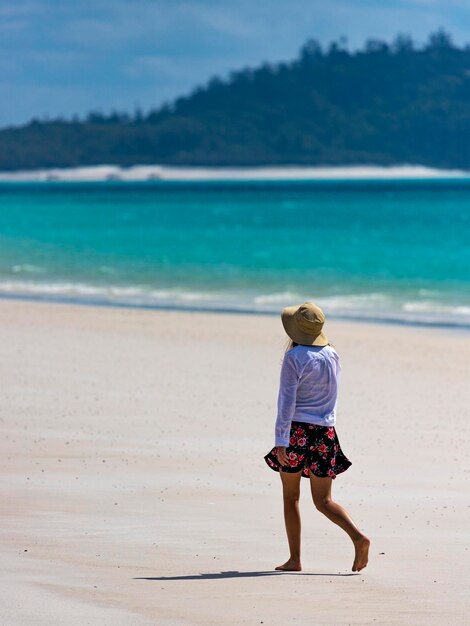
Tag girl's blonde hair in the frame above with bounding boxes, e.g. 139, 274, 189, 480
284, 338, 298, 352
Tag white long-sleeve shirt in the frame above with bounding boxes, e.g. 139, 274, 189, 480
274, 344, 341, 447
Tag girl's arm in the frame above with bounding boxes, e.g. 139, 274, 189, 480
274, 354, 299, 448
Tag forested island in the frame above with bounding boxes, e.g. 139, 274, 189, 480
2, 30, 470, 170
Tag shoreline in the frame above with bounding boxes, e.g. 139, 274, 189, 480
1, 292, 469, 333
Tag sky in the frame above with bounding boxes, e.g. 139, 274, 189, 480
2, 0, 470, 128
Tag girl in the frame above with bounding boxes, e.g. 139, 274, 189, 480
264, 301, 370, 572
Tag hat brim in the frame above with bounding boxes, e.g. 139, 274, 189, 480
281, 304, 329, 347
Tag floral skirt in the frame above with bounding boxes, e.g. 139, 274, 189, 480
264, 420, 352, 479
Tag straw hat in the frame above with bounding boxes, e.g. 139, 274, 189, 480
281, 301, 329, 346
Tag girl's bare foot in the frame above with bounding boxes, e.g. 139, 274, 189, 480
275, 558, 302, 571
352, 536, 370, 572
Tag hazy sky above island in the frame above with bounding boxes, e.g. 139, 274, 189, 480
2, 0, 470, 128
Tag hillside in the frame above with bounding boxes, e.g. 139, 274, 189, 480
2, 30, 470, 170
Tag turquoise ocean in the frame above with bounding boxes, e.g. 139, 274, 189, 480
1, 178, 469, 326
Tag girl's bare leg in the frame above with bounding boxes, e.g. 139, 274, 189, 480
275, 469, 303, 571
309, 472, 370, 572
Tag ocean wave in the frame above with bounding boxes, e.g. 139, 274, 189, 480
254, 291, 305, 305
402, 300, 470, 315
1, 164, 470, 182
11, 264, 45, 274
0, 280, 228, 305
0, 279, 469, 327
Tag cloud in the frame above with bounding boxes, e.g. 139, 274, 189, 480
123, 56, 187, 79
0, 2, 39, 19
189, 5, 266, 39
56, 7, 170, 50
0, 0, 39, 33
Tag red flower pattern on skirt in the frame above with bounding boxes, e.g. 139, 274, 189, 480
264, 421, 352, 479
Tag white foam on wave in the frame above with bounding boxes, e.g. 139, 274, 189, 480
0, 279, 223, 305
1, 279, 469, 326
11, 264, 45, 274
317, 292, 390, 308
0, 164, 469, 182
254, 291, 304, 305
402, 300, 470, 315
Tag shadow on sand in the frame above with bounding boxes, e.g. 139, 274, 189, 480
134, 570, 359, 581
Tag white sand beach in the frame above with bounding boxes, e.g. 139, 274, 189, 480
1, 298, 469, 625
1, 164, 469, 182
